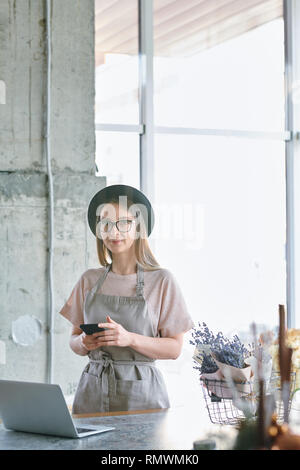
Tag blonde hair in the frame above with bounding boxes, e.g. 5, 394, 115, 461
95, 197, 162, 271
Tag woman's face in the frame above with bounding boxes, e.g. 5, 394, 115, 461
99, 203, 137, 254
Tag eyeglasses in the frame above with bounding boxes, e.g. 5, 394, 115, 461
97, 217, 136, 233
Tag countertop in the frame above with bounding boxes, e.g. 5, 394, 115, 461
0, 399, 237, 450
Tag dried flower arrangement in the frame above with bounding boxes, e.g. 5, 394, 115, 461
267, 328, 300, 389
190, 322, 255, 399
192, 306, 300, 450
190, 321, 254, 378
233, 305, 300, 450
190, 322, 252, 373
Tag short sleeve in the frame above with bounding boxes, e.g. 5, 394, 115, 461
158, 271, 195, 337
58, 274, 86, 328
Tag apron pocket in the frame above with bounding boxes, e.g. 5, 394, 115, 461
115, 378, 165, 410
72, 371, 102, 414
116, 378, 149, 396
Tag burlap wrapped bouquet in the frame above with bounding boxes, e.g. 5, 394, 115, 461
191, 322, 254, 399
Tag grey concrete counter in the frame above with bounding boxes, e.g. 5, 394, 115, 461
0, 402, 237, 450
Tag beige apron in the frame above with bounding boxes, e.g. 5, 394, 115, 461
72, 262, 171, 414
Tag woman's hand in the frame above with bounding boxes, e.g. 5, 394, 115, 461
80, 331, 104, 351
96, 316, 133, 348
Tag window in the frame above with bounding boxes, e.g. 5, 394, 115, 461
153, 134, 286, 334
152, 6, 286, 338
95, 0, 300, 406
154, 19, 285, 131
95, 0, 140, 185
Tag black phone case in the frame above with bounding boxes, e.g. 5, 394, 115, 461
79, 323, 107, 335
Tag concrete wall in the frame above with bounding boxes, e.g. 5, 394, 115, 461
0, 0, 105, 395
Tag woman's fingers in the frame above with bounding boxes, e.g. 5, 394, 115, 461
97, 323, 116, 329
94, 329, 114, 337
92, 332, 106, 338
97, 334, 116, 343
97, 340, 115, 346
81, 324, 121, 350
81, 332, 102, 350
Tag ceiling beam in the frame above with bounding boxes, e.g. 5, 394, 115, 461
158, 0, 282, 55
94, 0, 282, 58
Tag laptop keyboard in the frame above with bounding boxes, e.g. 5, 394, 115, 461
76, 427, 95, 433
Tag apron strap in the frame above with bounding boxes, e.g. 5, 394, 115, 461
88, 356, 156, 397
136, 262, 144, 298
90, 263, 111, 296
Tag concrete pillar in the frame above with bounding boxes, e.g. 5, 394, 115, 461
0, 0, 105, 394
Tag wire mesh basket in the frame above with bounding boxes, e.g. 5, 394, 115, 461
200, 371, 296, 426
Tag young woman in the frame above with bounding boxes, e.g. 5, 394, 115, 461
59, 184, 195, 413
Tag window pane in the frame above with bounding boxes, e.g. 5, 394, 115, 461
153, 0, 284, 131
153, 133, 286, 335
95, 131, 140, 187
95, 0, 139, 124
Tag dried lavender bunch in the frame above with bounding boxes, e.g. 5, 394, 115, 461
213, 332, 252, 368
190, 322, 252, 372
190, 322, 219, 374
193, 350, 219, 374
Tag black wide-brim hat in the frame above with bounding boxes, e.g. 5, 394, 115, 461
87, 184, 155, 237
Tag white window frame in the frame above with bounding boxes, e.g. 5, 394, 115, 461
283, 0, 300, 327
95, 0, 300, 327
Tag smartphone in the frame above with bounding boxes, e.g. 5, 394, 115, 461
80, 323, 107, 335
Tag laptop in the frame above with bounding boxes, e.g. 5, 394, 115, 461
0, 379, 115, 438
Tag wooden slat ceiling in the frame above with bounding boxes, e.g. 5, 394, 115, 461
95, 0, 283, 66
